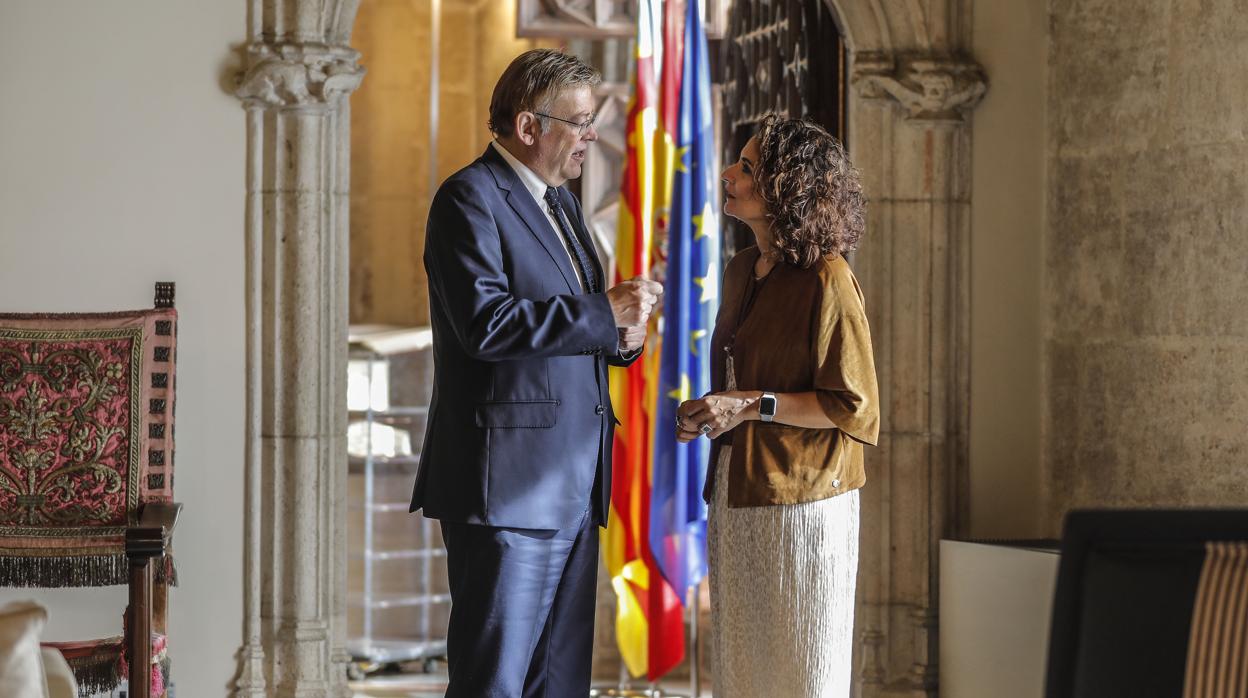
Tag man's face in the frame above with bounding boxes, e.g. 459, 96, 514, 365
529, 86, 598, 187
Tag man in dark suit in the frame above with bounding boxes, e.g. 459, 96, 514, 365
410, 48, 662, 697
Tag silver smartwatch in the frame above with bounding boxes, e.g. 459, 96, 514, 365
759, 392, 777, 422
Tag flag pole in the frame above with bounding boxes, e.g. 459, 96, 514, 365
688, 585, 700, 698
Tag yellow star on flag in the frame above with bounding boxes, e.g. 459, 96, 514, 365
674, 145, 690, 173
692, 202, 714, 241
667, 373, 691, 402
693, 260, 719, 303
690, 329, 708, 356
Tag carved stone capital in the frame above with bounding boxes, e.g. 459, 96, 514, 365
236, 42, 364, 110
852, 54, 987, 123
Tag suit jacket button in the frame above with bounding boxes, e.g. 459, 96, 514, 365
832, 479, 842, 488
595, 405, 606, 415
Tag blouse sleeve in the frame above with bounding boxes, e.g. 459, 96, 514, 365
811, 270, 880, 445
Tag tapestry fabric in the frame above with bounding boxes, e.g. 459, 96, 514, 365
0, 309, 176, 588
1183, 541, 1248, 698
43, 634, 167, 697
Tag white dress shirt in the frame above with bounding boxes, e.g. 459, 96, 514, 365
491, 141, 590, 291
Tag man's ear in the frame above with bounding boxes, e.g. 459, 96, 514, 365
515, 112, 538, 146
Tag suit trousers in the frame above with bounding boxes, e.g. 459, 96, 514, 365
440, 508, 599, 698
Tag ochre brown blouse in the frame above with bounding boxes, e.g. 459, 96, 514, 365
704, 247, 880, 507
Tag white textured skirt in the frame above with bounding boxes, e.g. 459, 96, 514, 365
707, 445, 860, 698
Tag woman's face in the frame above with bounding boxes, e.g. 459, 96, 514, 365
721, 136, 767, 225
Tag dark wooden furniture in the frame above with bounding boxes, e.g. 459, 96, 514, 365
0, 282, 182, 697
125, 502, 181, 696
719, 0, 848, 255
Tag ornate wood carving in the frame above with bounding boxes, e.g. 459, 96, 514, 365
517, 0, 726, 39
720, 0, 846, 252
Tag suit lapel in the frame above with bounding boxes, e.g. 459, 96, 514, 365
482, 146, 580, 294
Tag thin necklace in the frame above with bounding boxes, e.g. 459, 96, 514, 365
754, 250, 779, 279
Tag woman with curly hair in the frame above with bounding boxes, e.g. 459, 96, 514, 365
675, 115, 879, 697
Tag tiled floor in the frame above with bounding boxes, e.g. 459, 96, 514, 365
350, 673, 711, 698
349, 671, 447, 697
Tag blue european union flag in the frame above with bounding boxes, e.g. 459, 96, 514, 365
651, 0, 719, 598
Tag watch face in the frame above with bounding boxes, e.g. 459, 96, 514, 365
761, 394, 777, 417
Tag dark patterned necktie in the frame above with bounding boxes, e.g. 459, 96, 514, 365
544, 186, 599, 294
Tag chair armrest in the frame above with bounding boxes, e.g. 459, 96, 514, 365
125, 503, 182, 560
122, 502, 180, 697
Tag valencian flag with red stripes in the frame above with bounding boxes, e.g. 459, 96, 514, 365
605, 0, 719, 683
604, 0, 687, 681
651, 0, 718, 626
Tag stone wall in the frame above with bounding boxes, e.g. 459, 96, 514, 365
1044, 0, 1248, 533
349, 0, 555, 327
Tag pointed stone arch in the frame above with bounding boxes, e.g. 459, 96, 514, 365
715, 0, 985, 692
826, 0, 987, 693
229, 0, 984, 694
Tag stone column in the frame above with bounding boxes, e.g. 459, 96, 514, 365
232, 2, 364, 695
848, 54, 985, 697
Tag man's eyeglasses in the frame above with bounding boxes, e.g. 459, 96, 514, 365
533, 111, 598, 136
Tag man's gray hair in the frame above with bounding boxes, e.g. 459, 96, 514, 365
488, 49, 601, 138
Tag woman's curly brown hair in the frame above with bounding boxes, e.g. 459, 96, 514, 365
753, 115, 866, 268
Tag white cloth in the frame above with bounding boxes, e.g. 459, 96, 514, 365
490, 141, 589, 290
38, 650, 74, 698
0, 600, 51, 698
708, 362, 860, 697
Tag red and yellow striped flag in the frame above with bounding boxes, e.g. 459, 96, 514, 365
642, 0, 690, 682
605, 0, 686, 680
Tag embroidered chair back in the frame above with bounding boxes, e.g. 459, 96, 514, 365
0, 291, 176, 588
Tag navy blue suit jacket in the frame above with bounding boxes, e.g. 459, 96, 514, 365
410, 145, 634, 530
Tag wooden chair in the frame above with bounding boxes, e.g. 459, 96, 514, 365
0, 283, 182, 697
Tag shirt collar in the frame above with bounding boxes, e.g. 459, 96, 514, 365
491, 141, 553, 204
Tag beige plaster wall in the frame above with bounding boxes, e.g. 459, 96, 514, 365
0, 1, 245, 695
1043, 0, 1248, 533
969, 0, 1047, 537
350, 0, 557, 327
